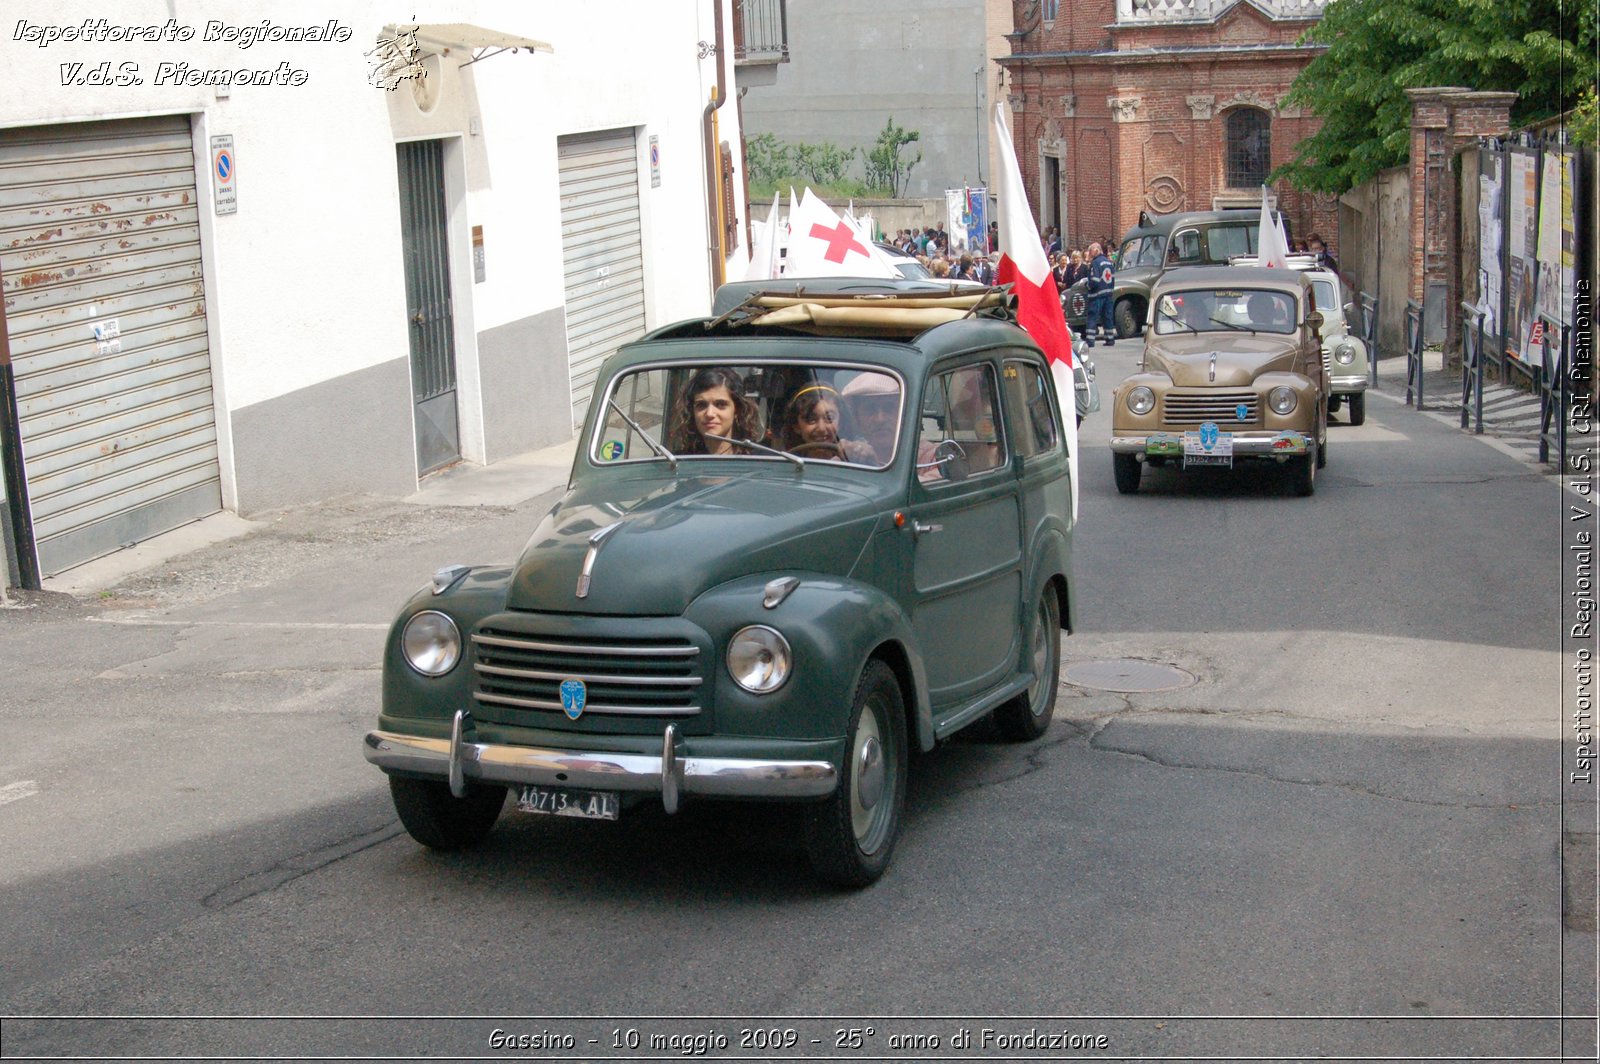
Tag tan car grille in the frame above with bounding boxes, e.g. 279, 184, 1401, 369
1161, 390, 1260, 428
472, 630, 703, 716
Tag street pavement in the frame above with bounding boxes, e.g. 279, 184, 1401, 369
0, 355, 1594, 1061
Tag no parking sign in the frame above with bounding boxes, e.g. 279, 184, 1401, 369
210, 134, 236, 215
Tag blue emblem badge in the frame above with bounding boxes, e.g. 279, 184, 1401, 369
559, 678, 587, 720
1236, 403, 1249, 422
1199, 421, 1219, 450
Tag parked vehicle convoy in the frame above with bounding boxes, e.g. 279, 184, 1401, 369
1109, 266, 1329, 496
1064, 208, 1269, 340
364, 279, 1077, 886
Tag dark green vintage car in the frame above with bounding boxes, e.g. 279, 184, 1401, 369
363, 280, 1077, 886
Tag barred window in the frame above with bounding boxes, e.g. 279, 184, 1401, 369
1225, 108, 1271, 189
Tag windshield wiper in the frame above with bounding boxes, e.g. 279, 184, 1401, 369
606, 399, 678, 473
1207, 315, 1254, 333
701, 432, 805, 470
1157, 307, 1197, 333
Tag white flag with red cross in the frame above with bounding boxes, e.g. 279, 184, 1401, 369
784, 188, 899, 279
992, 104, 1079, 520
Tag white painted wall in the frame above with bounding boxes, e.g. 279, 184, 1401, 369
2, 0, 746, 485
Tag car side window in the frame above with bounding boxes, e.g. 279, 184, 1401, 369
1001, 360, 1059, 460
1169, 229, 1201, 264
1205, 224, 1253, 262
917, 363, 1006, 483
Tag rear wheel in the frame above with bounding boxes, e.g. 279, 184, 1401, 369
995, 588, 1061, 741
804, 660, 907, 888
1348, 393, 1367, 426
1113, 452, 1142, 494
390, 776, 506, 850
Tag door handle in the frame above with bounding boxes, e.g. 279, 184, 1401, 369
912, 521, 943, 536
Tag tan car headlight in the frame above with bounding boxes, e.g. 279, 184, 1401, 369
1126, 386, 1155, 416
1334, 341, 1357, 365
727, 625, 792, 693
402, 610, 461, 676
1268, 387, 1298, 416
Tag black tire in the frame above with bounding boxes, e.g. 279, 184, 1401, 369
1113, 452, 1142, 494
390, 776, 506, 851
1288, 446, 1316, 497
1114, 299, 1140, 338
1348, 393, 1367, 426
1316, 408, 1328, 469
995, 587, 1061, 741
1328, 395, 1343, 413
804, 660, 907, 888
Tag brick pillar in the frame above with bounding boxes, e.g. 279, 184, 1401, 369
1405, 88, 1516, 359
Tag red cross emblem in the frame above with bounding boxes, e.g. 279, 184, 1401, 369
809, 221, 869, 264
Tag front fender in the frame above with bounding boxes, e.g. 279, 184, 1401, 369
685, 572, 933, 748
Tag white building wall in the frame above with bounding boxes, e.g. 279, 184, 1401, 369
1, 0, 745, 514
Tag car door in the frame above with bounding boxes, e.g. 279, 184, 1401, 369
905, 358, 1023, 714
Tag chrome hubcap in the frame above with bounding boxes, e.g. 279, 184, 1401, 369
1029, 602, 1052, 714
856, 736, 883, 810
849, 702, 890, 847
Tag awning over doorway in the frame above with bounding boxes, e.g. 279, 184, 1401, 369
387, 23, 554, 66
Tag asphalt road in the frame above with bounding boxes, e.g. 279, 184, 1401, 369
0, 348, 1593, 1062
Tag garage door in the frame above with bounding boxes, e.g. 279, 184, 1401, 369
0, 115, 221, 578
557, 129, 647, 432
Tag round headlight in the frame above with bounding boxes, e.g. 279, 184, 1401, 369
727, 625, 792, 694
1268, 386, 1298, 416
402, 610, 461, 676
1126, 386, 1156, 415
1334, 341, 1357, 365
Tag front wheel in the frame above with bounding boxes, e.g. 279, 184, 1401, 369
804, 660, 907, 888
1347, 393, 1367, 426
1113, 452, 1142, 494
995, 587, 1061, 741
389, 776, 506, 850
1288, 446, 1316, 497
1115, 300, 1141, 338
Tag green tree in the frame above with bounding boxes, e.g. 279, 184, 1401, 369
1277, 0, 1597, 194
792, 141, 857, 185
744, 133, 792, 186
862, 117, 922, 197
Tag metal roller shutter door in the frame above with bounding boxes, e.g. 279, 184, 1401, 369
557, 129, 647, 432
0, 115, 221, 577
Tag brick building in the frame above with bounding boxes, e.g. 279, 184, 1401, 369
997, 0, 1338, 253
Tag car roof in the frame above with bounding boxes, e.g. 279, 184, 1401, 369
1122, 209, 1259, 240
1154, 266, 1311, 292
623, 280, 1045, 371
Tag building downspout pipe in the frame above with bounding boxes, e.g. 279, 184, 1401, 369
703, 0, 728, 298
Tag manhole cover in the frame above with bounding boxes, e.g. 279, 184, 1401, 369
1064, 659, 1196, 693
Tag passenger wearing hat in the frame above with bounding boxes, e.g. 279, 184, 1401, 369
840, 371, 901, 464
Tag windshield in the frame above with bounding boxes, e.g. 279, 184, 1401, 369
593, 361, 904, 468
894, 260, 932, 280
1152, 288, 1299, 336
1118, 235, 1165, 268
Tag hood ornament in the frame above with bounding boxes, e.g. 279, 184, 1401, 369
575, 521, 623, 599
1208, 351, 1217, 383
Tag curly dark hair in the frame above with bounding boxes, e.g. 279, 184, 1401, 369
666, 367, 761, 455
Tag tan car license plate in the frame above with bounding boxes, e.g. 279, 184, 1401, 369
517, 785, 619, 820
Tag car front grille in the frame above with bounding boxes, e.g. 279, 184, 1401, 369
472, 628, 704, 718
1161, 390, 1259, 428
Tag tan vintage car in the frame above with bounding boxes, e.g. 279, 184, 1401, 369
1110, 267, 1329, 496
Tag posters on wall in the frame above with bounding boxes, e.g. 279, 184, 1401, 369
1504, 152, 1539, 362
1477, 152, 1503, 337
1536, 150, 1576, 329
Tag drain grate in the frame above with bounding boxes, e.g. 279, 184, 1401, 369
1064, 659, 1196, 693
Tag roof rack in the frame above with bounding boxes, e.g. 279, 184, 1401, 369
1228, 253, 1320, 270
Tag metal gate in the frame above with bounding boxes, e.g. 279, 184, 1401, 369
557, 129, 647, 431
0, 115, 221, 580
396, 140, 459, 475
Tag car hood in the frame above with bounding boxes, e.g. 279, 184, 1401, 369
1144, 334, 1304, 387
506, 470, 886, 615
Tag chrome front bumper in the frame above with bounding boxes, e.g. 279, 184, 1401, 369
1329, 374, 1369, 393
1109, 430, 1310, 457
364, 711, 838, 815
